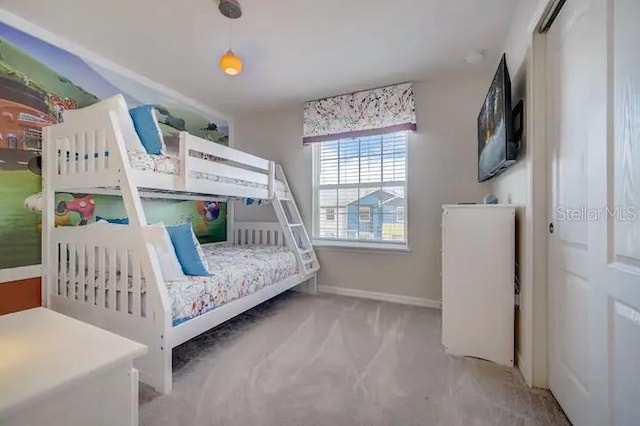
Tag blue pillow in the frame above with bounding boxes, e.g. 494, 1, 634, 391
129, 105, 164, 155
96, 216, 129, 225
166, 223, 210, 276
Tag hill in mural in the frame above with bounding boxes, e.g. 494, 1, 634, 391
157, 105, 229, 145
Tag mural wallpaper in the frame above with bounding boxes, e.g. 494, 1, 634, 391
0, 21, 229, 270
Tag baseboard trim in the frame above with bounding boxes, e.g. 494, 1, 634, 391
516, 349, 534, 387
317, 285, 441, 309
0, 265, 41, 284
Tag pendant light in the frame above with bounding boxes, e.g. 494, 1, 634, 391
218, 0, 243, 76
220, 49, 242, 76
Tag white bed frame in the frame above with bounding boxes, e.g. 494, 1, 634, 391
41, 108, 319, 394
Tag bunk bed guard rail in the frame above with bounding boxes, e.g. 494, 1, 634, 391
179, 132, 277, 199
43, 110, 279, 198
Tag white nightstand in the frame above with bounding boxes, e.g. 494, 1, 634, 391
0, 307, 147, 426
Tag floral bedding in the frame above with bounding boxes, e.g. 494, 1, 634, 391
127, 151, 180, 175
64, 244, 297, 324
126, 151, 286, 192
167, 244, 297, 326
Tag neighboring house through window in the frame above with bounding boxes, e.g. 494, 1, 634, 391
312, 131, 408, 248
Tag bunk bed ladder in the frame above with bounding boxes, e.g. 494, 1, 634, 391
272, 164, 319, 275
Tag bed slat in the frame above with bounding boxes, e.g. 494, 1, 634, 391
132, 252, 141, 317
77, 244, 86, 302
96, 247, 106, 308
117, 249, 128, 312
87, 244, 96, 305
108, 248, 117, 310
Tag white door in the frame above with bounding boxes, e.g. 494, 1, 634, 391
547, 0, 640, 424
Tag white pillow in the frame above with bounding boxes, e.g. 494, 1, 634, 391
63, 94, 147, 153
145, 223, 186, 281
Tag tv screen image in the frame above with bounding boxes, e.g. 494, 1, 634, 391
477, 54, 522, 182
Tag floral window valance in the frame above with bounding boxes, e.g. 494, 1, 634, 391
303, 82, 417, 144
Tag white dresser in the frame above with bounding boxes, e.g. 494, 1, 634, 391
441, 204, 515, 367
0, 308, 147, 426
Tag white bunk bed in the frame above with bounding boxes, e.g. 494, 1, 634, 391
41, 107, 319, 394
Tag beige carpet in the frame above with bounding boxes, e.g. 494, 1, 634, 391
139, 292, 569, 426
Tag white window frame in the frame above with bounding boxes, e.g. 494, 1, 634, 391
358, 206, 371, 222
311, 132, 409, 251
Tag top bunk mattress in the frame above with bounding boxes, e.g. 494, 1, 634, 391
127, 151, 286, 192
167, 243, 297, 326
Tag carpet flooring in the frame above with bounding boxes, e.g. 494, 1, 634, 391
139, 292, 569, 426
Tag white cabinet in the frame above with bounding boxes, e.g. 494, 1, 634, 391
0, 308, 147, 426
441, 204, 515, 367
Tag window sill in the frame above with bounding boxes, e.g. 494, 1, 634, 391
312, 239, 410, 253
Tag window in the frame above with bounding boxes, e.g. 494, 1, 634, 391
359, 207, 371, 222
312, 131, 408, 248
325, 207, 336, 221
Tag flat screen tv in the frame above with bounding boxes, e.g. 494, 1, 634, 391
477, 54, 523, 182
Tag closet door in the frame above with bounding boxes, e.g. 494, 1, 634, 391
546, 0, 640, 424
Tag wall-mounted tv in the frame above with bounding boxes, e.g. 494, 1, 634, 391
477, 54, 523, 182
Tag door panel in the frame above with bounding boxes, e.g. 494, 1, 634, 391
609, 300, 640, 425
614, 0, 640, 268
607, 0, 640, 424
547, 1, 596, 423
548, 0, 640, 424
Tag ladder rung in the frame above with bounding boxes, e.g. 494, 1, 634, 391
299, 249, 313, 255
289, 223, 303, 228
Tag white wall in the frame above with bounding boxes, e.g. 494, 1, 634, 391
490, 0, 550, 388
234, 70, 493, 304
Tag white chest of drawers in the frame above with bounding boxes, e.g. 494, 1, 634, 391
441, 204, 515, 367
0, 308, 147, 426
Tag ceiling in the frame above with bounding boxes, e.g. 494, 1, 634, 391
0, 0, 518, 116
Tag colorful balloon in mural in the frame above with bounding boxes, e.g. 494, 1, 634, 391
196, 200, 221, 233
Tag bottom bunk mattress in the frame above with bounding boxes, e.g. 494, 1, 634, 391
167, 244, 297, 326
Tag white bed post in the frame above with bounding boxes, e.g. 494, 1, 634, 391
109, 112, 173, 394
178, 132, 188, 190
41, 126, 55, 307
268, 161, 276, 200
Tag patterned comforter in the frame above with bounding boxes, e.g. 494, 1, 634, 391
167, 244, 297, 326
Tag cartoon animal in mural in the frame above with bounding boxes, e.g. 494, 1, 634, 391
24, 192, 96, 228
196, 200, 221, 233
56, 194, 96, 225
23, 156, 96, 228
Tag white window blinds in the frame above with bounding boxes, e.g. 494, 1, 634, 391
313, 131, 408, 247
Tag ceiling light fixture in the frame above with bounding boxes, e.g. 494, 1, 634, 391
220, 49, 242, 76
218, 0, 243, 76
